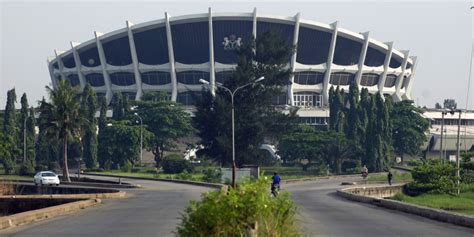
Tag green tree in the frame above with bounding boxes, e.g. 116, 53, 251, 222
443, 99, 457, 110
134, 97, 194, 167
98, 97, 108, 131
323, 131, 359, 174
194, 30, 295, 166
435, 102, 442, 109
112, 93, 125, 120
391, 100, 429, 163
39, 80, 89, 182
81, 85, 98, 168
97, 121, 152, 169
0, 131, 15, 174
2, 88, 19, 173
345, 82, 360, 142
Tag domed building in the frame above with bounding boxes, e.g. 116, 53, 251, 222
48, 8, 416, 125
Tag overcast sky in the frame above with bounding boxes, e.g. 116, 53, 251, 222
1, 0, 473, 109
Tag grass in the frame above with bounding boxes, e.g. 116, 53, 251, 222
392, 184, 474, 216
89, 170, 205, 181
0, 175, 33, 181
366, 170, 413, 183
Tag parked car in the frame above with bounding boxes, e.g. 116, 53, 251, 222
34, 171, 60, 186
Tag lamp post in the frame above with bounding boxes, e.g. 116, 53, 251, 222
23, 117, 27, 163
199, 76, 265, 188
134, 113, 143, 165
455, 109, 462, 195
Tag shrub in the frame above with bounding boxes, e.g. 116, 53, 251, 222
131, 167, 141, 173
121, 160, 133, 173
176, 177, 300, 237
406, 160, 458, 195
201, 168, 222, 183
18, 161, 35, 176
175, 170, 192, 180
162, 154, 192, 174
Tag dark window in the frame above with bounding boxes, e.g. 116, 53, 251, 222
330, 72, 355, 86
171, 21, 209, 64
406, 63, 412, 69
296, 27, 331, 65
79, 46, 101, 67
299, 117, 327, 125
110, 72, 136, 86
364, 47, 385, 67
257, 21, 294, 46
102, 35, 132, 66
360, 73, 379, 86
96, 92, 106, 101
384, 74, 397, 87
53, 62, 59, 69
177, 71, 209, 85
389, 56, 402, 68
272, 93, 287, 105
333, 36, 362, 66
293, 92, 322, 107
66, 74, 80, 87
213, 20, 253, 64
177, 91, 202, 106
401, 76, 409, 89
133, 27, 169, 65
62, 54, 76, 68
85, 73, 105, 87
294, 71, 324, 85
141, 71, 171, 85
216, 71, 233, 84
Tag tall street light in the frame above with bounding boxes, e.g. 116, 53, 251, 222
134, 112, 143, 165
199, 76, 265, 188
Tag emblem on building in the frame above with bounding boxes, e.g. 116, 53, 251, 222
222, 34, 242, 50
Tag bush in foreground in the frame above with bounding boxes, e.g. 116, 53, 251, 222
176, 177, 300, 237
406, 160, 458, 195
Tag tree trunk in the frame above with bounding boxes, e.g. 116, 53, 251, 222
63, 137, 71, 182
336, 159, 342, 174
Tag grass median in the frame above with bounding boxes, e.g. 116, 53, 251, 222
392, 183, 474, 216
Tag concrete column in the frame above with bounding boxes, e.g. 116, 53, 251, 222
94, 31, 113, 104
322, 21, 338, 105
288, 12, 301, 106
404, 56, 417, 100
377, 42, 394, 95
47, 59, 58, 89
127, 21, 143, 101
252, 8, 257, 40
354, 32, 370, 87
54, 50, 66, 82
165, 12, 178, 102
208, 8, 216, 96
394, 50, 409, 101
70, 42, 86, 90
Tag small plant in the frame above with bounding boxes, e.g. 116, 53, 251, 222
201, 168, 222, 183
406, 160, 458, 195
162, 154, 192, 174
121, 160, 133, 173
175, 170, 192, 180
176, 177, 300, 236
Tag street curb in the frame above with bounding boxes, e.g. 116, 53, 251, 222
84, 173, 224, 189
0, 190, 127, 200
0, 198, 101, 230
337, 185, 474, 229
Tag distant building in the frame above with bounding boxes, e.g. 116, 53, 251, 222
47, 9, 416, 124
421, 109, 474, 160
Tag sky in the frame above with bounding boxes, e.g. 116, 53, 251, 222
1, 0, 473, 109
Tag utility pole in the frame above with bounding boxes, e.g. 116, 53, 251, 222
23, 117, 27, 163
439, 111, 445, 162
455, 110, 462, 195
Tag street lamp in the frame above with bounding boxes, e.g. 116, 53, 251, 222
199, 76, 265, 188
134, 112, 143, 165
439, 109, 454, 162
23, 117, 27, 163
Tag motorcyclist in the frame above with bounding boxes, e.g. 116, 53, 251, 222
271, 172, 281, 196
361, 165, 368, 179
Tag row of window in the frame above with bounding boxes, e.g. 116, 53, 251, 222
431, 119, 474, 126
299, 117, 328, 125
293, 92, 322, 107
68, 71, 405, 88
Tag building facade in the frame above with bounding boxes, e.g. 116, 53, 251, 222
47, 9, 416, 124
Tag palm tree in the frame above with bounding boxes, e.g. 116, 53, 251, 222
39, 80, 88, 182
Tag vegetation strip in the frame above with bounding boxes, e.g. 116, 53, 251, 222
337, 185, 474, 229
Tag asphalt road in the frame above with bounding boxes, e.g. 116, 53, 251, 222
285, 176, 474, 237
1, 177, 212, 237
2, 175, 473, 237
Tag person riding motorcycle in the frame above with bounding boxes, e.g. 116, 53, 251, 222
271, 172, 281, 196
361, 165, 368, 179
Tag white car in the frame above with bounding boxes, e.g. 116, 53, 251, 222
34, 171, 60, 186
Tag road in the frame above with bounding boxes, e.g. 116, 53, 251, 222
2, 175, 473, 237
1, 177, 211, 237
285, 176, 474, 237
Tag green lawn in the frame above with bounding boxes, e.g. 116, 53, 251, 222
392, 184, 474, 216
366, 170, 413, 184
89, 170, 205, 181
